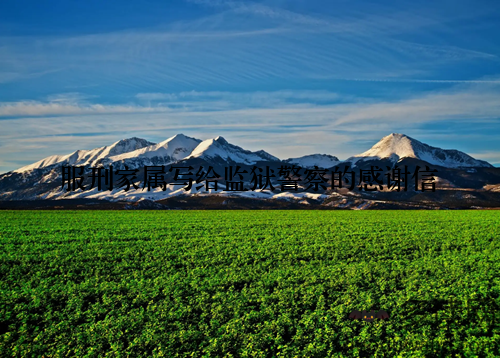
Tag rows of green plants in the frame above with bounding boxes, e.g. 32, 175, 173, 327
1, 210, 500, 357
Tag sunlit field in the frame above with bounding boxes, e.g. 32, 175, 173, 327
1, 210, 499, 357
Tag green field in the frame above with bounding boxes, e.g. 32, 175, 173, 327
1, 210, 500, 357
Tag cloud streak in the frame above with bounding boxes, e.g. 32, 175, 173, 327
0, 101, 172, 117
1, 81, 500, 172
0, 0, 497, 92
2, 82, 499, 122
331, 82, 500, 126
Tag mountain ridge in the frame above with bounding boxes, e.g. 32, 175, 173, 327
9, 132, 493, 176
186, 136, 280, 164
2, 132, 499, 209
14, 137, 155, 173
347, 133, 492, 168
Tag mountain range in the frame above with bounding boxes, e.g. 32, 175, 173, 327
1, 133, 499, 209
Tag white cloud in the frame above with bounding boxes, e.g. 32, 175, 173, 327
0, 0, 496, 90
468, 151, 500, 164
0, 68, 65, 84
2, 82, 500, 125
0, 101, 172, 117
331, 82, 500, 126
1, 81, 500, 173
135, 90, 340, 105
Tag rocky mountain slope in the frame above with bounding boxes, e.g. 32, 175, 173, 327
346, 133, 492, 168
1, 133, 498, 209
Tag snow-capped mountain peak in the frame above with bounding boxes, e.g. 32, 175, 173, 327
187, 136, 279, 164
354, 133, 415, 160
108, 133, 201, 162
285, 154, 340, 169
2, 132, 498, 205
347, 133, 492, 168
106, 137, 155, 157
214, 136, 228, 145
14, 137, 154, 173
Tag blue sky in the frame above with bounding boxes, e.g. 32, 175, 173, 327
1, 0, 500, 172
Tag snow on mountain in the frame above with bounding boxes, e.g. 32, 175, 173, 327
4, 132, 498, 205
347, 133, 493, 168
14, 137, 155, 173
107, 134, 201, 165
187, 136, 279, 165
285, 154, 340, 169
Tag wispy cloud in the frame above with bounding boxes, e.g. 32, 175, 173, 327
2, 82, 500, 123
187, 0, 333, 27
135, 90, 341, 106
332, 78, 500, 83
0, 68, 65, 84
468, 151, 500, 166
331, 82, 500, 127
0, 90, 343, 118
0, 101, 171, 117
1, 81, 500, 172
0, 0, 497, 92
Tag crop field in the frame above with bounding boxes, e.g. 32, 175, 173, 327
1, 210, 500, 357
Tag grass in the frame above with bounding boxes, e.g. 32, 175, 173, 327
1, 210, 500, 357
